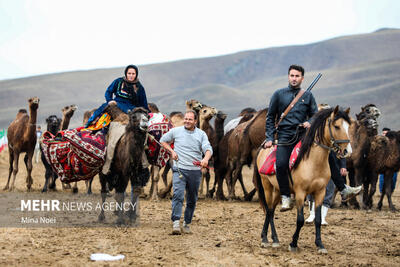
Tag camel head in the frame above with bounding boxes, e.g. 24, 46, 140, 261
128, 107, 149, 132
28, 97, 40, 110
318, 103, 331, 111
239, 107, 257, 117
46, 115, 62, 134
62, 105, 77, 119
357, 104, 381, 121
199, 106, 218, 121
216, 110, 227, 121
186, 99, 203, 112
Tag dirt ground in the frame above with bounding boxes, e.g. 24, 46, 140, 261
0, 150, 399, 266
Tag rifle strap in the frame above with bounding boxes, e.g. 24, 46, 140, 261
275, 89, 306, 129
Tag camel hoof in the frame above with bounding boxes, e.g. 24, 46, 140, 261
72, 187, 78, 194
318, 248, 328, 254
3, 186, 9, 191
390, 207, 397, 213
272, 242, 280, 248
98, 214, 105, 222
115, 217, 125, 225
260, 241, 270, 248
288, 245, 298, 252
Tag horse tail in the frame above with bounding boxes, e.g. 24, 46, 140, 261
253, 148, 268, 213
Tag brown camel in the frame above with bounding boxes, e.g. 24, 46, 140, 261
198, 105, 218, 197
364, 131, 400, 211
82, 108, 96, 126
210, 113, 254, 200
98, 107, 149, 225
5, 97, 40, 191
41, 104, 78, 192
345, 104, 381, 208
224, 108, 267, 200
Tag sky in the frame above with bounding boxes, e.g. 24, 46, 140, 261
0, 0, 399, 80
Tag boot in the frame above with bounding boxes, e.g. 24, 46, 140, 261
340, 184, 362, 201
280, 195, 295, 212
321, 205, 329, 225
306, 201, 315, 223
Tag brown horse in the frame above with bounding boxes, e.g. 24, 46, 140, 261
254, 106, 351, 253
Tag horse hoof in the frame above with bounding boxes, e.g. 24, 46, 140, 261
260, 241, 270, 248
288, 245, 298, 252
318, 248, 328, 254
272, 243, 280, 248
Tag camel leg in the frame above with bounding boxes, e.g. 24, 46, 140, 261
150, 165, 160, 201
4, 149, 15, 190
148, 165, 155, 199
384, 171, 396, 212
205, 170, 211, 198
361, 181, 370, 209
128, 186, 141, 226
224, 162, 235, 200
161, 164, 170, 187
24, 153, 34, 191
377, 185, 386, 211
366, 172, 378, 209
98, 173, 108, 222
9, 151, 20, 191
85, 178, 93, 195
72, 182, 78, 194
237, 166, 249, 199
215, 168, 227, 201
114, 192, 125, 225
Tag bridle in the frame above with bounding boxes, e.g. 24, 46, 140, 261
314, 117, 350, 157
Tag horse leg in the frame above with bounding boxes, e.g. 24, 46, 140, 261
98, 173, 108, 222
289, 206, 305, 252
264, 179, 280, 248
313, 205, 327, 253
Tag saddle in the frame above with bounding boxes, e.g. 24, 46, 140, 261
259, 141, 302, 175
147, 122, 171, 168
41, 127, 106, 183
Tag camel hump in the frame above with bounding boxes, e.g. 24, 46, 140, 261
18, 109, 27, 114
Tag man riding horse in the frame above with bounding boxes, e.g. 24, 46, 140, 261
264, 64, 361, 211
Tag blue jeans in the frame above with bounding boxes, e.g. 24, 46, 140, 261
171, 167, 201, 224
379, 173, 398, 193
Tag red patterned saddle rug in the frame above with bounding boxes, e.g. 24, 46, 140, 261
147, 122, 171, 168
259, 141, 302, 175
41, 127, 106, 183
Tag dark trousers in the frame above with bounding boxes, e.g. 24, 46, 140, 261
328, 152, 346, 192
276, 143, 297, 196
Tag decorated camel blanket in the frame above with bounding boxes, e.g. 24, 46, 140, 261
41, 127, 106, 183
147, 121, 171, 168
259, 141, 302, 176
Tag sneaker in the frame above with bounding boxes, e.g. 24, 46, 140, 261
182, 221, 192, 234
280, 195, 295, 212
340, 184, 362, 201
172, 220, 181, 235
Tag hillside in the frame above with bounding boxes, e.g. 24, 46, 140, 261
0, 28, 399, 130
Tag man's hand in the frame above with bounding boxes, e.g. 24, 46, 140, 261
171, 151, 178, 161
263, 140, 273, 149
302, 121, 311, 129
340, 168, 348, 177
200, 158, 209, 168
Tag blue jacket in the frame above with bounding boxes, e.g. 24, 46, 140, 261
266, 85, 318, 143
105, 77, 149, 113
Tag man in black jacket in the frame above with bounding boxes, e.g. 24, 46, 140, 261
264, 65, 361, 212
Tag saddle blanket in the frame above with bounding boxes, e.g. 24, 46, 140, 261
147, 122, 171, 168
259, 141, 302, 175
41, 127, 106, 183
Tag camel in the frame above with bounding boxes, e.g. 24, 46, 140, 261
82, 108, 96, 127
364, 131, 400, 211
345, 104, 381, 208
4, 97, 40, 191
223, 108, 267, 200
224, 107, 257, 134
210, 112, 257, 200
98, 107, 149, 225
254, 106, 352, 253
198, 106, 218, 197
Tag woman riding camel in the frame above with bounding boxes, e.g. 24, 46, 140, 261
86, 64, 149, 127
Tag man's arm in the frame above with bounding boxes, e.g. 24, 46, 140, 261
160, 128, 178, 160
200, 150, 212, 167
265, 91, 279, 142
160, 141, 178, 161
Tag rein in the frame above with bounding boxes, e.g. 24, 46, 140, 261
314, 118, 350, 157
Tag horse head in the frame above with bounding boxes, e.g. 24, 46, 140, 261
128, 107, 149, 132
325, 106, 352, 158
46, 115, 61, 134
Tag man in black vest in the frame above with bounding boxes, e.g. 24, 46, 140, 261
264, 65, 361, 212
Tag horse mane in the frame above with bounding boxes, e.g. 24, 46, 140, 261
292, 107, 351, 170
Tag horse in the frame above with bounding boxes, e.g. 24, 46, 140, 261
254, 106, 351, 253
